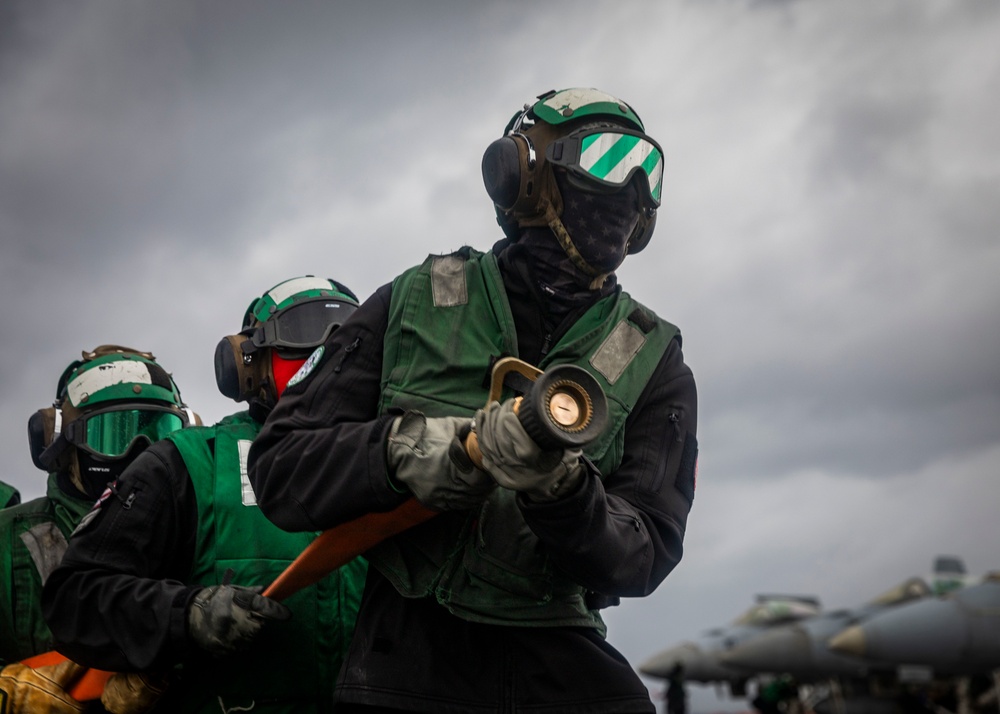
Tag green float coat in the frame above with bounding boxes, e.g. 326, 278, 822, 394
169, 411, 367, 713
371, 248, 677, 630
0, 477, 91, 664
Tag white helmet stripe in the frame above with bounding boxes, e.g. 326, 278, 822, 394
266, 276, 333, 307
66, 361, 152, 406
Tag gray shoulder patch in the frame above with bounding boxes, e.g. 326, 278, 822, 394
431, 255, 468, 307
590, 320, 647, 385
20, 522, 69, 585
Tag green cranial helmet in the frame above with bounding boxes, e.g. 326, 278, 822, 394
241, 276, 359, 335
214, 276, 361, 405
28, 345, 194, 489
61, 348, 184, 412
482, 88, 663, 262
57, 346, 193, 459
522, 88, 646, 132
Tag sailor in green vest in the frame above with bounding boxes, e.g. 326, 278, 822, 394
43, 277, 368, 713
0, 482, 19, 509
1, 345, 195, 713
249, 88, 699, 713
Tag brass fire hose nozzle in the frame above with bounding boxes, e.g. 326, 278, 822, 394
464, 357, 608, 468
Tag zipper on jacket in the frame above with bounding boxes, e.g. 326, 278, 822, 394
540, 332, 552, 357
334, 337, 361, 374
668, 410, 682, 442
107, 481, 135, 510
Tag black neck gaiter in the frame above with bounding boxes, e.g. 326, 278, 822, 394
554, 171, 640, 278
75, 440, 149, 499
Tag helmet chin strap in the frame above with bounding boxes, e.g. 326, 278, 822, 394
541, 199, 610, 291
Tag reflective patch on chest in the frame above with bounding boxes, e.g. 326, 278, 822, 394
20, 522, 69, 585
589, 320, 646, 384
238, 439, 257, 506
431, 255, 468, 307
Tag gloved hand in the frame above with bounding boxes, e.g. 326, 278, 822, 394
386, 411, 495, 510
187, 580, 291, 657
0, 660, 87, 714
474, 399, 584, 502
101, 671, 170, 714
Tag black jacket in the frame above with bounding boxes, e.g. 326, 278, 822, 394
248, 241, 698, 713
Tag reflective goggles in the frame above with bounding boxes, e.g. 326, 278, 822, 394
546, 128, 663, 206
63, 404, 189, 458
248, 298, 358, 352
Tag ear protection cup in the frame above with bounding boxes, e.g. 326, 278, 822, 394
28, 407, 67, 471
482, 136, 523, 211
483, 118, 581, 239
215, 335, 243, 401
627, 209, 657, 255
215, 334, 272, 403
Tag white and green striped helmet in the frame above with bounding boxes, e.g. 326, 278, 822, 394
486, 88, 662, 255
526, 89, 663, 207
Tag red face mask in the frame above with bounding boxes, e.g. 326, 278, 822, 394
271, 353, 307, 398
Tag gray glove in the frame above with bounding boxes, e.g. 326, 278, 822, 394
386, 410, 495, 511
474, 399, 584, 502
187, 579, 291, 657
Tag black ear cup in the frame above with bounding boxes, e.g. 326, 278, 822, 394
215, 336, 244, 401
482, 136, 522, 211
216, 335, 271, 403
627, 210, 657, 255
28, 408, 65, 471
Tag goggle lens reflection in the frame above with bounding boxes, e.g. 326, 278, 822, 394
69, 408, 186, 458
549, 130, 663, 205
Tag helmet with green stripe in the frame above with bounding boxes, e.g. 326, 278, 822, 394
241, 276, 358, 333
482, 88, 663, 263
215, 276, 360, 408
28, 345, 195, 496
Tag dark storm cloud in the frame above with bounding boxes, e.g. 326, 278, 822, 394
0, 0, 499, 268
2, 3, 999, 711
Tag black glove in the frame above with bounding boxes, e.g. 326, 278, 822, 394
187, 579, 291, 657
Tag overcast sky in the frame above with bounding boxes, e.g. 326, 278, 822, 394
2, 1, 998, 711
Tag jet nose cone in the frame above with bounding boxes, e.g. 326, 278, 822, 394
828, 625, 867, 657
639, 643, 699, 679
720, 627, 810, 672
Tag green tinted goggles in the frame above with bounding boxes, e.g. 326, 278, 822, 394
546, 128, 663, 206
63, 404, 188, 458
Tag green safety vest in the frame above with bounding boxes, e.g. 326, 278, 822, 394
0, 481, 19, 509
165, 411, 367, 714
370, 248, 677, 631
0, 476, 91, 664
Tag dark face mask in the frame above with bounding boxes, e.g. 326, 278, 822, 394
75, 439, 149, 500
554, 170, 640, 277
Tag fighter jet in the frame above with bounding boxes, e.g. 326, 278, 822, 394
717, 576, 931, 681
829, 572, 1000, 675
638, 594, 822, 691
